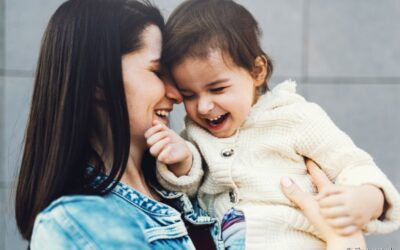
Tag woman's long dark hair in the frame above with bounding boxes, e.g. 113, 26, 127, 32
15, 0, 164, 240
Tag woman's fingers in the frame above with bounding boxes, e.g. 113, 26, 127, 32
281, 177, 331, 239
326, 216, 354, 229
305, 159, 333, 192
335, 225, 358, 236
281, 177, 315, 213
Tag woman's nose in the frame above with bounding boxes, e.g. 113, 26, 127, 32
164, 80, 183, 104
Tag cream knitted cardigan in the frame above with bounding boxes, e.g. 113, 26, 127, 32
157, 80, 400, 249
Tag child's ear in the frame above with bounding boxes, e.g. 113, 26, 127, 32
251, 55, 268, 87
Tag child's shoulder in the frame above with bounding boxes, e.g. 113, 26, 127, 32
260, 79, 305, 110
260, 80, 330, 121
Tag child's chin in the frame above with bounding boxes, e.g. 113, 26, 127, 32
209, 129, 235, 138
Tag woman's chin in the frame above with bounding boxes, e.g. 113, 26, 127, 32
155, 116, 169, 126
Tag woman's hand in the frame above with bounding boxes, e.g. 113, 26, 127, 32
280, 160, 366, 250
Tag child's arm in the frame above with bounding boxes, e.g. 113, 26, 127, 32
144, 120, 204, 196
294, 102, 400, 234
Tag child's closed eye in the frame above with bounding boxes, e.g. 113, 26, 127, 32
210, 86, 227, 93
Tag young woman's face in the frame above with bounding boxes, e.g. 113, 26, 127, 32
122, 25, 180, 148
172, 50, 262, 138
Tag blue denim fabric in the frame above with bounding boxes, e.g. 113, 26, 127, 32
152, 183, 224, 250
30, 174, 222, 250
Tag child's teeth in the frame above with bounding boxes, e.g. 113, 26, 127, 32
210, 114, 222, 121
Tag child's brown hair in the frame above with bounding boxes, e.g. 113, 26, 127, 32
162, 0, 273, 93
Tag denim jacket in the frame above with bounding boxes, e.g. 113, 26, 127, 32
30, 174, 223, 250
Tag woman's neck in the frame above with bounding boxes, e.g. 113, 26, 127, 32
120, 144, 161, 201
90, 128, 160, 201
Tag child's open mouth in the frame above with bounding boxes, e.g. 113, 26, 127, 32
205, 113, 229, 128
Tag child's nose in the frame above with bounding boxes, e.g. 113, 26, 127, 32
197, 96, 214, 115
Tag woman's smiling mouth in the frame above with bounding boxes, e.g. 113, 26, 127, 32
155, 109, 171, 125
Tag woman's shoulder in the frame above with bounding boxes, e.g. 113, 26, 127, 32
41, 194, 105, 210
36, 195, 124, 226
31, 195, 149, 249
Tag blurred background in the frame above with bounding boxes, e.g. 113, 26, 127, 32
1, 0, 399, 249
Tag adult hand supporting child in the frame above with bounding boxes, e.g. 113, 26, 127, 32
280, 160, 366, 250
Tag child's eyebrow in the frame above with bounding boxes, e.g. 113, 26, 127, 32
205, 79, 229, 87
178, 78, 229, 92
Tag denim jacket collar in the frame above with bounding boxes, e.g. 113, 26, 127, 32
91, 172, 180, 217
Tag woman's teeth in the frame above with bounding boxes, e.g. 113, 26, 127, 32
156, 110, 169, 118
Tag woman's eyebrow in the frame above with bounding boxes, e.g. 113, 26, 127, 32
150, 58, 161, 69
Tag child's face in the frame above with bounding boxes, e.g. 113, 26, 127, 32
172, 50, 263, 138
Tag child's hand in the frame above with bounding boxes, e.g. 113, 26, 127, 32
145, 120, 192, 176
281, 160, 366, 249
316, 184, 384, 236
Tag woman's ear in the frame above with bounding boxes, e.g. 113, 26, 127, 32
95, 86, 106, 104
252, 55, 268, 87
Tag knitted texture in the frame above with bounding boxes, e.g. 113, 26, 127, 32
157, 80, 400, 249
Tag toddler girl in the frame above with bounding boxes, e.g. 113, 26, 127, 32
145, 0, 400, 249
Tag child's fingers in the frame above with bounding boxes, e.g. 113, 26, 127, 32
318, 194, 345, 208
320, 205, 348, 219
315, 186, 344, 201
326, 216, 354, 229
149, 137, 171, 157
152, 119, 164, 126
158, 145, 173, 163
146, 130, 169, 146
144, 122, 167, 139
335, 225, 359, 236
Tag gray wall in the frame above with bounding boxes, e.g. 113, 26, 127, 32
1, 0, 399, 249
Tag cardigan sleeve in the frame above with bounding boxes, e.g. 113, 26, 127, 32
294, 102, 400, 234
156, 129, 204, 197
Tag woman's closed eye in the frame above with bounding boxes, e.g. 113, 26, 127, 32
152, 69, 163, 77
181, 93, 195, 100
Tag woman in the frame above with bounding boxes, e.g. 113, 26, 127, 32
15, 0, 366, 249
